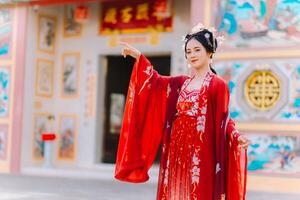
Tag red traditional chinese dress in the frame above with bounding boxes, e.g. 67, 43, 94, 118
115, 55, 247, 200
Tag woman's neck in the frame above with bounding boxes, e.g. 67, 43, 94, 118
193, 65, 210, 79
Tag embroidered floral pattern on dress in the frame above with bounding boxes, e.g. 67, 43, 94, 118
177, 78, 200, 117
200, 106, 206, 114
232, 130, 239, 138
143, 65, 153, 75
176, 72, 214, 135
160, 71, 215, 199
138, 65, 154, 95
216, 163, 221, 174
196, 115, 205, 132
166, 121, 171, 129
195, 72, 213, 133
167, 83, 171, 98
163, 158, 170, 185
128, 82, 135, 103
191, 153, 201, 184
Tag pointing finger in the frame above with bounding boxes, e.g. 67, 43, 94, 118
121, 49, 128, 58
119, 41, 130, 48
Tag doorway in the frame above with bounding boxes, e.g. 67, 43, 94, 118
102, 55, 171, 163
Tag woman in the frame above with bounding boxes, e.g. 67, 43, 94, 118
115, 24, 250, 200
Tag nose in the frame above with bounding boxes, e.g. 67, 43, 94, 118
190, 51, 197, 58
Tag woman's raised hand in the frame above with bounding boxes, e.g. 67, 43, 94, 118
120, 42, 141, 60
237, 135, 251, 149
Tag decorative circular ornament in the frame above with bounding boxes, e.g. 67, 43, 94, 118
244, 70, 280, 110
204, 33, 210, 38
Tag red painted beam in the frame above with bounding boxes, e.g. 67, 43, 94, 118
29, 0, 120, 6
0, 0, 120, 7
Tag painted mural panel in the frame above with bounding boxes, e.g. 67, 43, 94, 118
37, 14, 57, 54
0, 67, 10, 118
247, 134, 300, 175
285, 65, 300, 120
61, 53, 80, 98
216, 0, 300, 50
32, 113, 49, 160
215, 59, 300, 122
58, 114, 77, 161
0, 124, 8, 161
35, 59, 54, 98
215, 61, 245, 120
64, 5, 82, 38
0, 9, 13, 59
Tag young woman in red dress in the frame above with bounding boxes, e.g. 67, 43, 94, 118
115, 24, 250, 200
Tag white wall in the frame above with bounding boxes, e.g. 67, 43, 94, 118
22, 0, 191, 169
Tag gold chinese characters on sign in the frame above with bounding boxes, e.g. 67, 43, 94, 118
245, 70, 281, 110
100, 0, 173, 34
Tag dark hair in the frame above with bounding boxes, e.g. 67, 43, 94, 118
184, 29, 218, 74
209, 66, 217, 74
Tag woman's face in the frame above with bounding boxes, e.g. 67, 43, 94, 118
186, 38, 211, 70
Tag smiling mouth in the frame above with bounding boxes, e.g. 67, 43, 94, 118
191, 59, 198, 63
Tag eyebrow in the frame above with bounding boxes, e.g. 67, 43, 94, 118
186, 46, 201, 50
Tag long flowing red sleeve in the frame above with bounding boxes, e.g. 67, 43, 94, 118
209, 77, 247, 200
114, 55, 185, 183
226, 119, 247, 200
224, 96, 247, 200
227, 118, 240, 140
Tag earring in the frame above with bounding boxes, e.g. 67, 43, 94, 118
209, 58, 213, 66
188, 64, 191, 68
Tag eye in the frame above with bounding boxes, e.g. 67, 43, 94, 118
186, 51, 191, 54
195, 48, 201, 51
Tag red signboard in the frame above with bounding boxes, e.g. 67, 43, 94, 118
100, 0, 173, 34
41, 133, 56, 141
